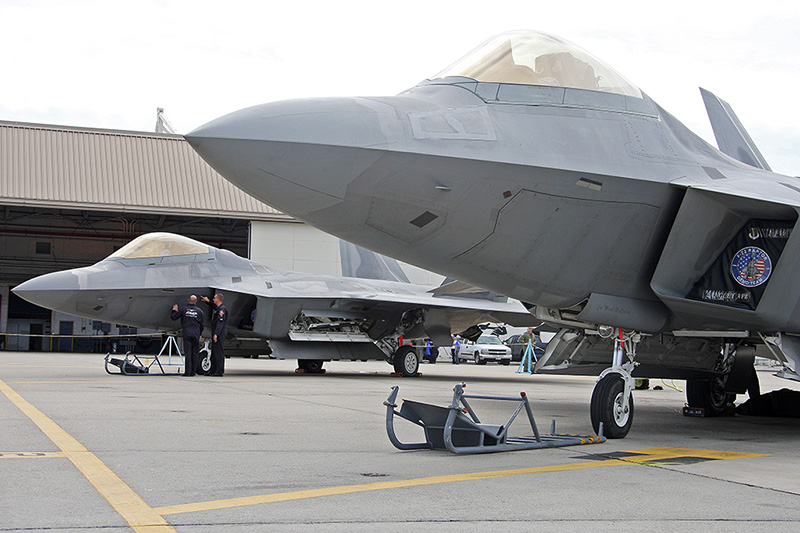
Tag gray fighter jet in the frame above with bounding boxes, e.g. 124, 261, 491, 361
186, 30, 800, 437
13, 232, 535, 376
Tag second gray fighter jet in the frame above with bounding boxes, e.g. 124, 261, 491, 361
14, 232, 535, 376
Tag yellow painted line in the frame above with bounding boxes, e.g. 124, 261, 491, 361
156, 446, 768, 516
0, 451, 67, 459
157, 459, 629, 515
622, 447, 768, 462
0, 378, 175, 533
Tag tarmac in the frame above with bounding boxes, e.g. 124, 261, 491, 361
2, 351, 800, 532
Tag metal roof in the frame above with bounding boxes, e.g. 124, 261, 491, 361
0, 120, 293, 221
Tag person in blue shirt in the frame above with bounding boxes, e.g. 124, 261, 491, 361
451, 336, 461, 365
424, 339, 437, 364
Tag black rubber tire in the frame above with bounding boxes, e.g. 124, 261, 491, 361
393, 346, 419, 377
747, 369, 761, 400
300, 359, 325, 374
200, 348, 212, 374
590, 374, 634, 439
686, 378, 734, 416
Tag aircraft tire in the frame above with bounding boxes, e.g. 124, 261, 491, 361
299, 359, 325, 374
747, 369, 760, 400
393, 346, 419, 377
200, 349, 212, 374
590, 374, 633, 439
686, 378, 734, 416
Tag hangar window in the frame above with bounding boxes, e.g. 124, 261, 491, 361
431, 30, 642, 98
35, 241, 51, 255
109, 232, 209, 259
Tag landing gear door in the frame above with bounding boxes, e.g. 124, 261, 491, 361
534, 329, 587, 372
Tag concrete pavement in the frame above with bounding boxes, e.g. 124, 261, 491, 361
2, 352, 800, 531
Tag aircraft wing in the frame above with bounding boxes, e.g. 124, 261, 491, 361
226, 271, 534, 331
672, 171, 800, 208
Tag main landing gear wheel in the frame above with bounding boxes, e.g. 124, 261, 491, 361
591, 374, 634, 439
686, 377, 734, 416
298, 359, 325, 374
393, 346, 419, 377
747, 369, 760, 400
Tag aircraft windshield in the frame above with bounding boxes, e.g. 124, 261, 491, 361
432, 31, 642, 98
109, 233, 210, 259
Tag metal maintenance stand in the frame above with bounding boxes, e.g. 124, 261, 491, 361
104, 335, 186, 375
384, 383, 605, 454
516, 339, 537, 374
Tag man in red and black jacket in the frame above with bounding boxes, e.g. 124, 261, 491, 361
202, 293, 228, 376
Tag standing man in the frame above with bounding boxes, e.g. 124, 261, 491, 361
171, 295, 204, 376
201, 293, 228, 376
451, 336, 461, 365
519, 327, 536, 347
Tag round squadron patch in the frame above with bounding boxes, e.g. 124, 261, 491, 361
731, 246, 772, 287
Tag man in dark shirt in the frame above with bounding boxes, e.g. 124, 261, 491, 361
201, 293, 228, 376
171, 295, 204, 376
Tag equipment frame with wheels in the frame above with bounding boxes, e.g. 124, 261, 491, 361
104, 335, 186, 376
384, 383, 605, 454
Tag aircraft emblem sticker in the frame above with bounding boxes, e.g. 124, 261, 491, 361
731, 246, 772, 287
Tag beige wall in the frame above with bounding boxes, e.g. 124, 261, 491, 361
248, 221, 445, 286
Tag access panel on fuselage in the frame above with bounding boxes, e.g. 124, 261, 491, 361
455, 189, 661, 308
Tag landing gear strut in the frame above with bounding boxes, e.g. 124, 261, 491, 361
590, 328, 639, 439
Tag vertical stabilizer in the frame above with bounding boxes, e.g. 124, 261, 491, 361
339, 240, 410, 283
700, 87, 771, 171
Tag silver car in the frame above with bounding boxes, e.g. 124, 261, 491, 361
459, 335, 512, 365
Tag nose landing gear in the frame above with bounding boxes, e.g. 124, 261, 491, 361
590, 328, 639, 439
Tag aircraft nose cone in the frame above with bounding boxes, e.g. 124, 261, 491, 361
185, 98, 394, 218
13, 270, 80, 311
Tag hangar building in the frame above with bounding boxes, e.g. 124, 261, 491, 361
0, 120, 440, 351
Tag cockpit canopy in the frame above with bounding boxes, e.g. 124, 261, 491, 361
109, 233, 210, 260
432, 31, 642, 98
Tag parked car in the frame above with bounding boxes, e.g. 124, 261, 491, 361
504, 334, 547, 363
459, 335, 512, 365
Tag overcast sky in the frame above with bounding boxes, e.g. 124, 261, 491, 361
2, 0, 798, 175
